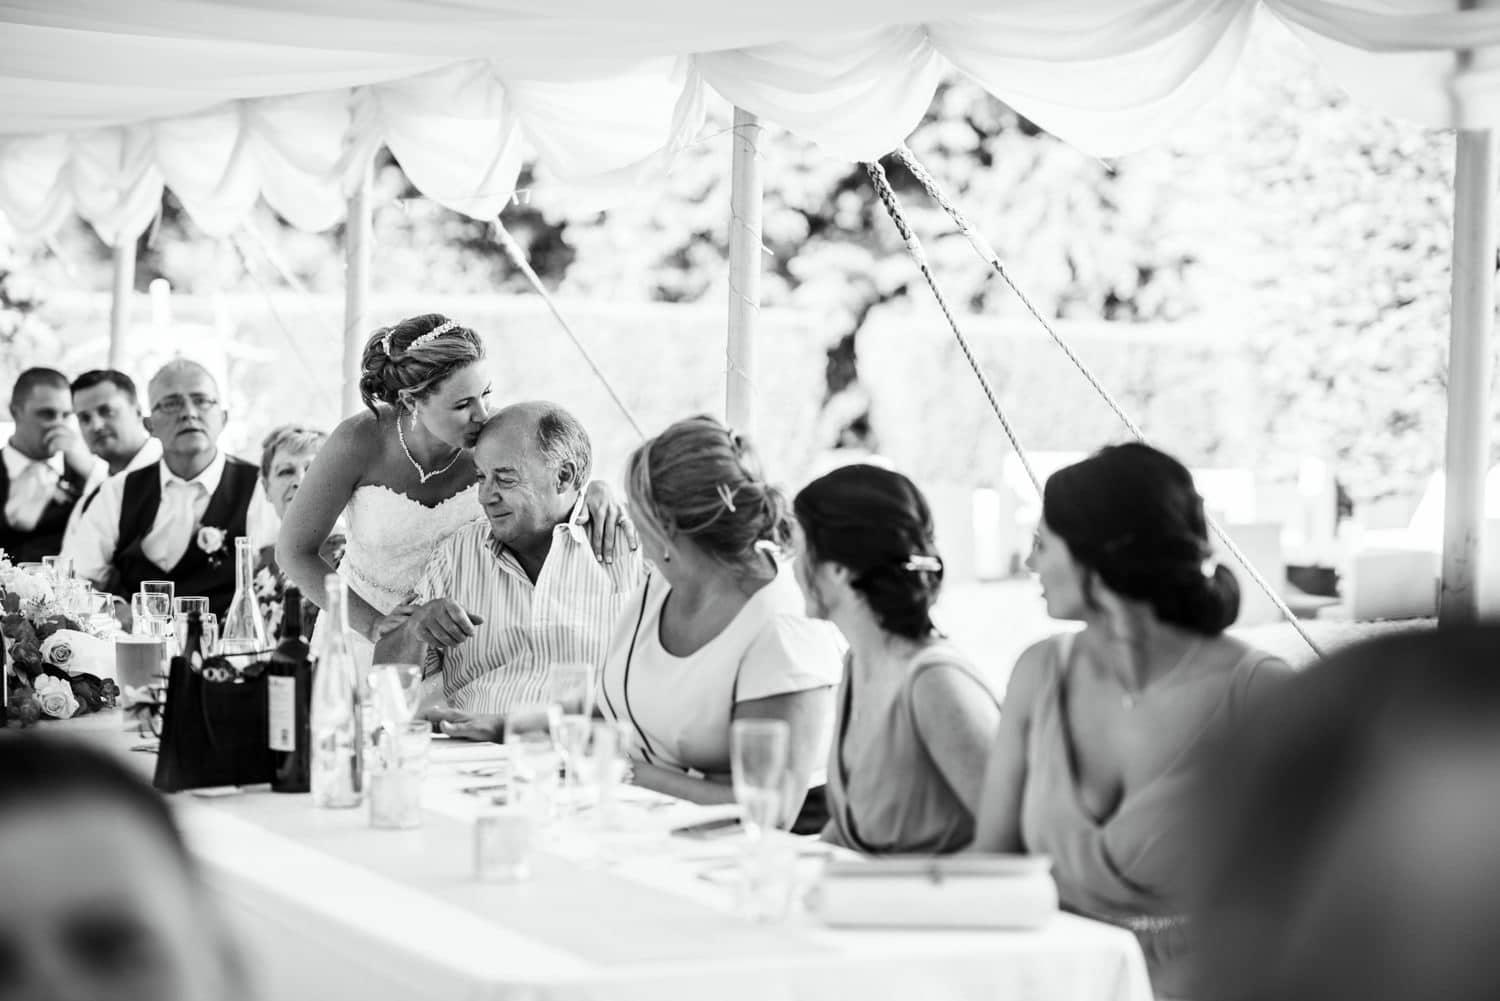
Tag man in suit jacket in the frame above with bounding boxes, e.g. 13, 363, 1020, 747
64, 360, 259, 617
1, 368, 101, 563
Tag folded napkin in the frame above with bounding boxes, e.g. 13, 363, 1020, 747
809, 854, 1057, 930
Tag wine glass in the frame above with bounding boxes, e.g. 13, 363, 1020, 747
731, 719, 790, 840
546, 662, 596, 796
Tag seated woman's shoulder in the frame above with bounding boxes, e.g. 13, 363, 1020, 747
746, 611, 846, 685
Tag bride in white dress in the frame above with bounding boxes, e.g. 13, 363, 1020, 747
276, 313, 632, 665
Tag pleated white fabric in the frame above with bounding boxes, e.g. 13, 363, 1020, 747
0, 1, 1496, 246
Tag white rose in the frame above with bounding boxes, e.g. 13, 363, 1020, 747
197, 526, 227, 554
40, 630, 112, 678
32, 675, 80, 719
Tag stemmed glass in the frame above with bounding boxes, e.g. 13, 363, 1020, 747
546, 662, 596, 809
731, 719, 790, 840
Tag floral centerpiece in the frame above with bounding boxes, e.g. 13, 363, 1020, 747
1, 559, 118, 726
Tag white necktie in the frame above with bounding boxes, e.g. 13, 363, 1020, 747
4, 460, 59, 532
145, 479, 207, 570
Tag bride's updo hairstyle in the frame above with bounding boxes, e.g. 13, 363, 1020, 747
358, 313, 484, 417
793, 465, 943, 640
626, 415, 793, 583
1044, 442, 1240, 635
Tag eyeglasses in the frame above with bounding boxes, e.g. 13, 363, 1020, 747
151, 394, 219, 416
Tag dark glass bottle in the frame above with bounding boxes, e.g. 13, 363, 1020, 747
268, 587, 312, 793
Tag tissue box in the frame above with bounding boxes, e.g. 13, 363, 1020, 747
809, 855, 1057, 930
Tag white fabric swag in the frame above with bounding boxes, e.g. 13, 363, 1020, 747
0, 0, 1497, 247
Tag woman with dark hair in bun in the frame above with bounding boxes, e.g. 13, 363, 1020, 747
598, 415, 844, 816
793, 464, 1001, 854
278, 313, 631, 664
971, 442, 1290, 997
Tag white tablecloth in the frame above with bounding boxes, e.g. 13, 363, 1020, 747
63, 714, 1154, 1001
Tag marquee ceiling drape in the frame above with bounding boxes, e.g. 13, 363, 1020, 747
0, 0, 1496, 247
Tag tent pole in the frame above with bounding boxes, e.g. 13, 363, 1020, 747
342, 159, 374, 418
107, 238, 136, 370
726, 107, 763, 435
1439, 6, 1499, 623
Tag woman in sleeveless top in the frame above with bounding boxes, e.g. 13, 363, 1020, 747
277, 314, 632, 665
597, 416, 842, 814
971, 443, 1291, 998
793, 465, 1001, 854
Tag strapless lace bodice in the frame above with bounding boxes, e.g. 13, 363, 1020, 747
338, 484, 481, 614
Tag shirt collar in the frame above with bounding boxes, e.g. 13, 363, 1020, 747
126, 438, 163, 473
2, 443, 63, 480
486, 496, 592, 565
158, 448, 227, 495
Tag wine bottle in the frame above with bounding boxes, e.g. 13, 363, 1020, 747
268, 586, 312, 793
311, 574, 362, 808
220, 536, 267, 657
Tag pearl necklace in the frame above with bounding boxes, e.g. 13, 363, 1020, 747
1119, 637, 1202, 711
397, 414, 462, 485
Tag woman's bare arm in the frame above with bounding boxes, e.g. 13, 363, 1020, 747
276, 414, 385, 638
969, 640, 1051, 852
629, 688, 834, 822
908, 661, 1002, 821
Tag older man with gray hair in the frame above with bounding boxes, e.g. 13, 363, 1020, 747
376, 401, 642, 722
64, 359, 260, 617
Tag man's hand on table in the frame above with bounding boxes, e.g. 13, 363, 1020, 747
375, 599, 484, 648
422, 707, 504, 743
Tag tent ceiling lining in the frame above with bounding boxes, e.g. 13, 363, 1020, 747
0, 0, 1495, 246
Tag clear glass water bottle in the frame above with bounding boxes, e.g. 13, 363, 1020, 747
219, 536, 267, 656
311, 574, 363, 808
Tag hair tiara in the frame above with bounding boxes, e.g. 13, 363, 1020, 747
409, 319, 460, 351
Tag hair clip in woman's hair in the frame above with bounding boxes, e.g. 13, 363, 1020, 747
380, 330, 395, 356
902, 554, 943, 574
408, 318, 460, 351
716, 482, 738, 512
1201, 558, 1220, 578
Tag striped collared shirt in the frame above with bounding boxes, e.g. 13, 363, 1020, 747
412, 502, 642, 714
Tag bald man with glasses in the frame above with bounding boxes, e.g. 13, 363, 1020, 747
64, 360, 260, 618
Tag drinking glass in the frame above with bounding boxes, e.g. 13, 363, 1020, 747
368, 722, 431, 830
42, 555, 73, 581
547, 661, 595, 717
140, 580, 175, 605
85, 589, 118, 634
507, 730, 561, 826
474, 808, 534, 882
175, 611, 218, 656
55, 578, 89, 616
739, 831, 800, 923
366, 664, 423, 729
133, 592, 172, 635
547, 662, 596, 794
731, 719, 790, 840
173, 595, 209, 617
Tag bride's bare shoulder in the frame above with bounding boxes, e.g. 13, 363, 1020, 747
330, 408, 394, 458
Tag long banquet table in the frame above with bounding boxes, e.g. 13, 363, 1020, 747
61, 712, 1154, 1001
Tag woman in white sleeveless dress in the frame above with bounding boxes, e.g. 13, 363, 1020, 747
276, 313, 633, 668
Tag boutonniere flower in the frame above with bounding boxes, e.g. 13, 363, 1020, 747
197, 526, 228, 565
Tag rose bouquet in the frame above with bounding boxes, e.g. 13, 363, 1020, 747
1, 560, 118, 726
